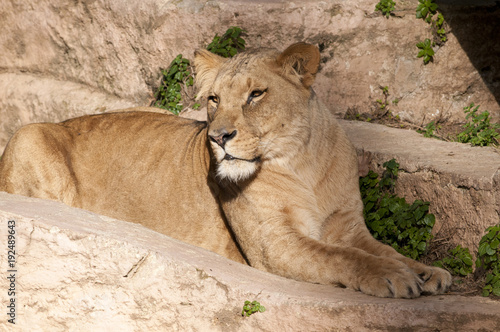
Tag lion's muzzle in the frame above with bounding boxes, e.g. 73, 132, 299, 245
208, 128, 260, 181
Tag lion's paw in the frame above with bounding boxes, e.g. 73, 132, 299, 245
417, 266, 452, 294
355, 257, 424, 298
397, 258, 452, 295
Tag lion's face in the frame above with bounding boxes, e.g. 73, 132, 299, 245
194, 44, 320, 182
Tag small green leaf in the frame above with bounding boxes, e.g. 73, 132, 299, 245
463, 256, 473, 266
486, 245, 495, 256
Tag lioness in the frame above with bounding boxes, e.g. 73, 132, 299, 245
0, 43, 451, 298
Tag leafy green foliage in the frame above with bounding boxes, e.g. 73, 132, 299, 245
153, 54, 196, 115
457, 103, 500, 146
434, 13, 447, 42
375, 0, 396, 18
418, 121, 441, 138
415, 0, 446, 62
360, 159, 435, 260
476, 224, 500, 297
153, 27, 245, 115
433, 245, 474, 276
206, 27, 246, 58
242, 301, 266, 317
416, 38, 434, 64
416, 0, 438, 23
373, 86, 400, 121
376, 86, 390, 111
482, 266, 500, 297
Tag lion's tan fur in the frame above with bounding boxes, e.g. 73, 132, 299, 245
0, 43, 451, 298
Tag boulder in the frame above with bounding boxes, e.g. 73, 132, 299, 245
1, 0, 499, 151
1, 192, 499, 331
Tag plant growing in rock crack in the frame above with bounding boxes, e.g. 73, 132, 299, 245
376, 86, 390, 111
475, 224, 500, 297
153, 27, 246, 115
360, 159, 435, 260
433, 245, 474, 277
374, 86, 399, 121
416, 38, 434, 64
415, 0, 447, 63
434, 13, 447, 42
416, 0, 438, 23
375, 0, 396, 18
241, 300, 266, 317
417, 121, 441, 139
456, 103, 500, 147
206, 26, 246, 58
153, 54, 198, 115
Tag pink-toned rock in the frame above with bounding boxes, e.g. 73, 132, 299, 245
342, 120, 500, 254
1, 1, 499, 328
1, 0, 498, 152
0, 192, 499, 331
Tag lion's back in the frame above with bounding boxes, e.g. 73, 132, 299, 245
0, 109, 245, 263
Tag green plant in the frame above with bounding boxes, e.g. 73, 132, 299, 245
415, 0, 446, 63
423, 121, 436, 138
360, 159, 435, 260
375, 85, 391, 114
242, 300, 266, 317
456, 103, 500, 146
483, 266, 500, 297
418, 121, 441, 138
416, 38, 434, 64
476, 224, 500, 297
206, 26, 246, 58
375, 0, 396, 18
434, 13, 447, 42
433, 245, 474, 276
154, 54, 196, 115
416, 0, 438, 23
378, 86, 389, 105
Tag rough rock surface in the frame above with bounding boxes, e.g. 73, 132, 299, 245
0, 73, 137, 151
341, 120, 500, 254
1, 0, 499, 152
1, 192, 500, 331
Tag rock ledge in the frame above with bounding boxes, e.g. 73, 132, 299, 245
1, 192, 499, 331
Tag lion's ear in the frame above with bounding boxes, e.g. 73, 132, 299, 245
194, 49, 227, 98
276, 43, 320, 89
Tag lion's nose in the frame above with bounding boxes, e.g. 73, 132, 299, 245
209, 130, 237, 149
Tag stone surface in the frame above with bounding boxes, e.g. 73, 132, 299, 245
0, 73, 138, 154
341, 120, 500, 253
1, 192, 500, 331
1, 1, 499, 329
1, 0, 499, 152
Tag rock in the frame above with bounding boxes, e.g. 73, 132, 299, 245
1, 192, 499, 331
0, 73, 138, 152
1, 0, 499, 152
341, 120, 500, 253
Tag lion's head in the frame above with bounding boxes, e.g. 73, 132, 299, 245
194, 43, 321, 182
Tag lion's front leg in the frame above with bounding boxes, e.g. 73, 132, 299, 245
221, 197, 426, 298
247, 221, 425, 298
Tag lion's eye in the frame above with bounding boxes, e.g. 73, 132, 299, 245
208, 95, 219, 104
247, 89, 267, 104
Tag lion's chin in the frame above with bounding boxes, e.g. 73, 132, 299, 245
216, 158, 259, 182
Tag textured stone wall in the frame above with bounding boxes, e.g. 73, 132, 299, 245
1, 0, 499, 152
342, 120, 500, 254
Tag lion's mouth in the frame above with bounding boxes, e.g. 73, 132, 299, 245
223, 153, 260, 163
